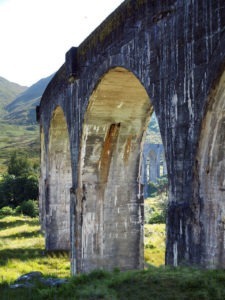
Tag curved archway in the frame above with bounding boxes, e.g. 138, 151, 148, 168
78, 67, 152, 272
196, 70, 225, 268
46, 106, 72, 251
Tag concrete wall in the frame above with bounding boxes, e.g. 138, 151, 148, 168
39, 0, 225, 273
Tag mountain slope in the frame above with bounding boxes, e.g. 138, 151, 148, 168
0, 77, 27, 113
4, 74, 54, 125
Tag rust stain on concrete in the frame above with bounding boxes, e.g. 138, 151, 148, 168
99, 123, 120, 183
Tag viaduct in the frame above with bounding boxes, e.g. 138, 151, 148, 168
38, 0, 225, 274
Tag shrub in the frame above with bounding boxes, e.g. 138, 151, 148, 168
147, 181, 157, 197
0, 174, 38, 208
17, 200, 39, 218
0, 206, 15, 216
148, 212, 165, 224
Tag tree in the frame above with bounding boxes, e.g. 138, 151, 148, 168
0, 152, 39, 209
8, 151, 30, 177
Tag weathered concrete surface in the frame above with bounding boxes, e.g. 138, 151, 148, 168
40, 106, 72, 250
39, 0, 225, 273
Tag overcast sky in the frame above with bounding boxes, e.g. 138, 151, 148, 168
0, 0, 124, 86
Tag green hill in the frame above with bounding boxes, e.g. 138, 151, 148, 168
0, 75, 53, 172
0, 77, 27, 114
4, 74, 53, 125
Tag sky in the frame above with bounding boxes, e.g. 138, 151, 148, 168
0, 0, 124, 87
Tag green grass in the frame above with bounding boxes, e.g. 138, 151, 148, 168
1, 215, 225, 299
144, 223, 165, 266
0, 215, 70, 285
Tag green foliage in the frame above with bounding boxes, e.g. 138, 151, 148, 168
147, 181, 158, 197
147, 175, 168, 198
8, 151, 30, 177
145, 197, 168, 225
0, 206, 15, 216
16, 200, 39, 218
145, 175, 168, 224
148, 211, 165, 224
0, 152, 38, 209
0, 175, 38, 208
156, 175, 168, 195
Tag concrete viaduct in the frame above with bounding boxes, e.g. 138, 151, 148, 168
38, 0, 225, 274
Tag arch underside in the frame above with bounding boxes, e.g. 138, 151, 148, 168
197, 71, 225, 268
79, 67, 151, 272
45, 106, 72, 251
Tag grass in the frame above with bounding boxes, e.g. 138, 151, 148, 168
0, 215, 70, 286
144, 223, 165, 266
1, 215, 225, 299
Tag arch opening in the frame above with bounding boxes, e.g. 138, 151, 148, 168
78, 67, 168, 272
196, 70, 225, 268
45, 106, 72, 251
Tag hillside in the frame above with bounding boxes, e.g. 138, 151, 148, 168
4, 74, 53, 125
0, 77, 27, 114
0, 75, 53, 172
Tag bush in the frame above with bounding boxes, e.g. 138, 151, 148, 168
0, 174, 38, 208
148, 212, 165, 224
0, 206, 15, 216
147, 182, 158, 197
17, 200, 39, 218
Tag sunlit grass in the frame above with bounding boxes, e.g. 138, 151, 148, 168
0, 215, 70, 285
144, 223, 165, 266
0, 214, 166, 286
1, 215, 225, 299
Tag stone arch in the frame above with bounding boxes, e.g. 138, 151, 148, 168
45, 106, 72, 251
78, 66, 152, 272
196, 69, 225, 268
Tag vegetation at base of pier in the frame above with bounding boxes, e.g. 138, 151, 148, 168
0, 200, 225, 300
0, 214, 225, 300
1, 215, 224, 300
